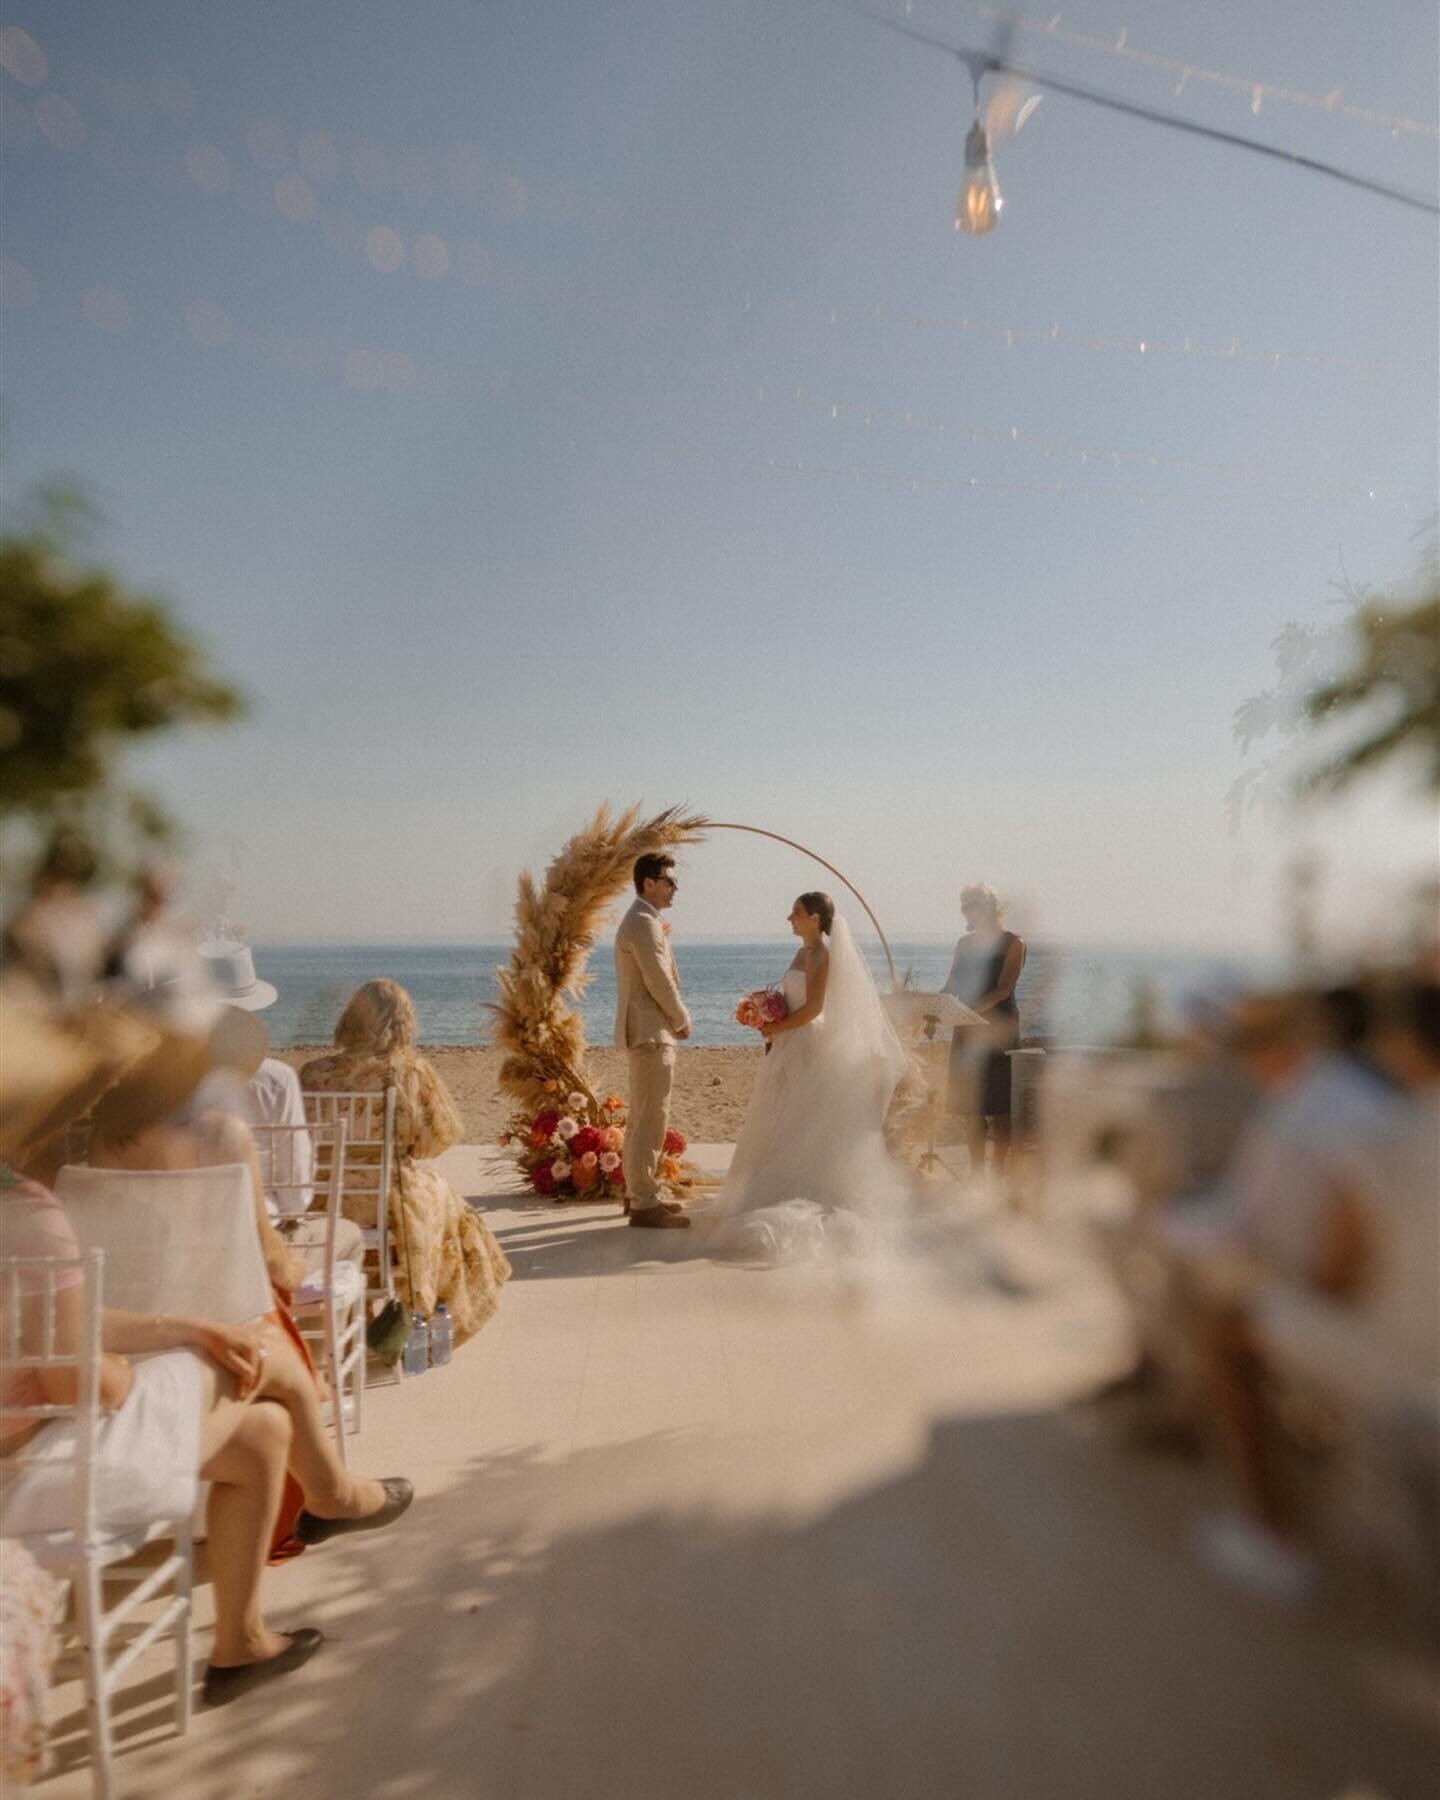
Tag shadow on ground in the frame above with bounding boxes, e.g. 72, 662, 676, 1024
54, 1407, 1440, 1800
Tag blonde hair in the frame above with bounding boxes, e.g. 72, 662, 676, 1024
334, 980, 417, 1054
960, 882, 1004, 923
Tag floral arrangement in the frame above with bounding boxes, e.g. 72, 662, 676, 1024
500, 1084, 692, 1202
735, 988, 788, 1032
501, 1083, 629, 1201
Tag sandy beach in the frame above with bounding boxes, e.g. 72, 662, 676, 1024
276, 1044, 764, 1143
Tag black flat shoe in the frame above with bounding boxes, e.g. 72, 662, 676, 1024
203, 1629, 323, 1707
294, 1477, 414, 1546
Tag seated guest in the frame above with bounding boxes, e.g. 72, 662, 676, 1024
102, 858, 202, 996
196, 941, 365, 1294
300, 981, 511, 1346
1252, 982, 1440, 1542
1, 1007, 413, 1705
1183, 990, 1414, 1599
0, 831, 108, 1003
86, 1008, 310, 1304
84, 1011, 356, 1552
1216, 990, 1401, 1281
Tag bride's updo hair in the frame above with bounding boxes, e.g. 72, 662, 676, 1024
796, 891, 835, 935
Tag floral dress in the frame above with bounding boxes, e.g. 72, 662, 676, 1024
298, 1050, 510, 1346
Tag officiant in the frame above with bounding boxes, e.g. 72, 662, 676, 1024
944, 883, 1027, 1179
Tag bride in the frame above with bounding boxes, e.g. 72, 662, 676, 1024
708, 891, 915, 1265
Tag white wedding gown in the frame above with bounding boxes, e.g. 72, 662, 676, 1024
708, 923, 918, 1269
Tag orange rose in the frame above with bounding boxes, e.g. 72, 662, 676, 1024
659, 1155, 682, 1183
543, 1079, 560, 1094
573, 1157, 598, 1188
604, 1094, 625, 1112
601, 1126, 623, 1152
528, 1126, 551, 1149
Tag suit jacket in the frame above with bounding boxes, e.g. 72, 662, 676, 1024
613, 899, 690, 1049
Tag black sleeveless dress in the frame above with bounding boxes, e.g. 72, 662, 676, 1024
944, 930, 1021, 1117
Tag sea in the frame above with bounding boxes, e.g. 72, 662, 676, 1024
254, 939, 1270, 1050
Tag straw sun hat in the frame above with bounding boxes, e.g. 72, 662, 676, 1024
0, 995, 160, 1164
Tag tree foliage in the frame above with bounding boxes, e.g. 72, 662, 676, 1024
1304, 581, 1440, 795
0, 482, 245, 859
1229, 525, 1439, 823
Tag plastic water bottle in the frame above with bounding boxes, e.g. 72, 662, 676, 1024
429, 1303, 453, 1368
402, 1314, 430, 1377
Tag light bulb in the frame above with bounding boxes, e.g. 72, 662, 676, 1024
955, 120, 1001, 235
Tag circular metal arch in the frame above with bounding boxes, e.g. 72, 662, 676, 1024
704, 822, 897, 987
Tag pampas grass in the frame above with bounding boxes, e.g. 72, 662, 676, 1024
489, 803, 708, 1112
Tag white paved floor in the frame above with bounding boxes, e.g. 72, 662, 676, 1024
34, 1149, 1440, 1799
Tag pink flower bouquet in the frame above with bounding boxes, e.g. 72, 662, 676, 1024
735, 988, 788, 1032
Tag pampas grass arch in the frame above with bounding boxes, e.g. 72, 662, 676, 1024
490, 805, 896, 1111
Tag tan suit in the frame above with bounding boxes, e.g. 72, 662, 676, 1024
613, 899, 690, 1209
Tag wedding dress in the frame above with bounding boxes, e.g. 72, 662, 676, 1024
708, 916, 917, 1268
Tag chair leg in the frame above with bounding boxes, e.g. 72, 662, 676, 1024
351, 1304, 366, 1434
174, 1521, 194, 1734
75, 1558, 115, 1800
323, 1296, 347, 1465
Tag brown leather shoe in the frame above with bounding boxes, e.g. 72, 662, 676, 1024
628, 1205, 691, 1229
623, 1197, 683, 1217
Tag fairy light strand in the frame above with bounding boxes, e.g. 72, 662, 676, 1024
743, 381, 1382, 497
765, 294, 1424, 375
756, 454, 1381, 509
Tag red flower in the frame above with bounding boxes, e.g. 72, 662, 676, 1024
531, 1163, 556, 1196
532, 1111, 560, 1138
663, 1128, 687, 1156
570, 1126, 603, 1159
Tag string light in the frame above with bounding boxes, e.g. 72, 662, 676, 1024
788, 295, 1422, 375
970, 5, 1439, 140
748, 383, 1383, 497
756, 454, 1378, 509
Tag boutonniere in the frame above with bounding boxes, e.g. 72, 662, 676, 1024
661, 921, 673, 936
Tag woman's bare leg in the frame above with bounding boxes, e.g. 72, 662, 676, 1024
200, 1401, 294, 1666
251, 1326, 385, 1519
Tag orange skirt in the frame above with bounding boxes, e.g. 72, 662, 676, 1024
265, 1296, 320, 1565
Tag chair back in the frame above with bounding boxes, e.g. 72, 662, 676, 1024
0, 1250, 104, 1543
248, 1120, 349, 1305
248, 1120, 337, 1222
301, 1088, 397, 1298
251, 1112, 315, 1219
54, 1163, 273, 1324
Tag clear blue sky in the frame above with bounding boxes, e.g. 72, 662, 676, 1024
3, 0, 1435, 952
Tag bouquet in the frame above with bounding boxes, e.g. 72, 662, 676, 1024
735, 988, 788, 1033
501, 1084, 629, 1201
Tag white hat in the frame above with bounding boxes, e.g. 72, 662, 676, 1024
199, 942, 278, 1011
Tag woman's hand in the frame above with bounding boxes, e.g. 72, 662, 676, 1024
194, 1322, 270, 1399
99, 1352, 135, 1415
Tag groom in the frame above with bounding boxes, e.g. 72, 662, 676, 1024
614, 852, 692, 1229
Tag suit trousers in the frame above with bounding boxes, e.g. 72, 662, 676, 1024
624, 1043, 676, 1209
